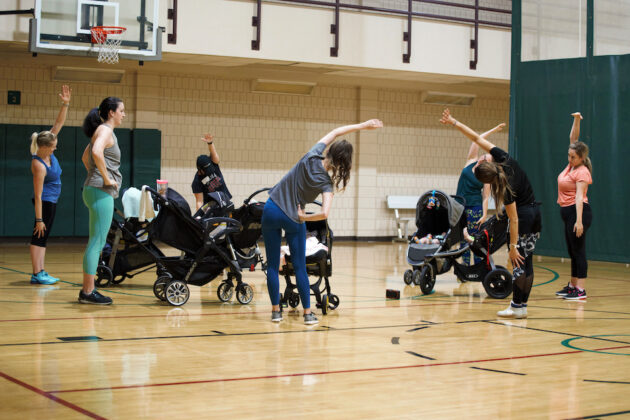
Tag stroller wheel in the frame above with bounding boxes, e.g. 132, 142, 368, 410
153, 276, 170, 301
321, 294, 329, 315
482, 266, 513, 299
412, 269, 422, 286
328, 294, 340, 310
403, 269, 413, 285
165, 280, 190, 306
288, 292, 300, 308
419, 265, 435, 295
217, 282, 234, 302
95, 265, 113, 287
236, 283, 254, 305
112, 275, 126, 285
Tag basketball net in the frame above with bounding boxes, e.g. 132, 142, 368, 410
91, 26, 126, 64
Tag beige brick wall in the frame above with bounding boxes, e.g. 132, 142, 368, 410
1, 62, 508, 238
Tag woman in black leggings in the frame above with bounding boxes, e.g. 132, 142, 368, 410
555, 112, 593, 300
441, 109, 541, 319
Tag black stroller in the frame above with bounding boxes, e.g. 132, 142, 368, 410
146, 187, 250, 307
403, 190, 512, 299
214, 187, 269, 303
279, 204, 338, 315
96, 198, 166, 288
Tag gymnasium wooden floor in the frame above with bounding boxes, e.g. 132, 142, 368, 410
0, 241, 629, 419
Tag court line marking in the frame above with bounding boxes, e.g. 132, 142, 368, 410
484, 321, 630, 346
564, 409, 630, 419
0, 371, 106, 419
405, 351, 435, 360
583, 379, 630, 385
561, 335, 630, 356
469, 366, 525, 376
0, 322, 428, 347
47, 343, 630, 394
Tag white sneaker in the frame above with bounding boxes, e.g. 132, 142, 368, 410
497, 305, 527, 319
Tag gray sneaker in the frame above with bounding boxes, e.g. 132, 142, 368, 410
271, 311, 283, 322
303, 313, 319, 325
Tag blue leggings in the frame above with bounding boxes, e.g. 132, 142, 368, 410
261, 199, 310, 309
82, 186, 114, 275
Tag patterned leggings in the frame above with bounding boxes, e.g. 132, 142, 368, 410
461, 206, 483, 265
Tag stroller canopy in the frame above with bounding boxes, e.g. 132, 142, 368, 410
415, 190, 465, 229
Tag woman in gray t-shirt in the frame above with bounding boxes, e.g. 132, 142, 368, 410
78, 97, 125, 305
263, 119, 383, 325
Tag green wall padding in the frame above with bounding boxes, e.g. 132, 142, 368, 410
0, 125, 160, 238
131, 128, 161, 188
513, 55, 630, 263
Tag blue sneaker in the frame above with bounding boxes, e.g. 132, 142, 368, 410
30, 271, 58, 285
41, 271, 60, 282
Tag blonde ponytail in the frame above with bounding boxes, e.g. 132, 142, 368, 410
30, 132, 39, 155
30, 131, 57, 155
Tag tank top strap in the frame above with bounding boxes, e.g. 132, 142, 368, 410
32, 155, 50, 169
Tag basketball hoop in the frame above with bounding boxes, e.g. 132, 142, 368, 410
91, 26, 127, 64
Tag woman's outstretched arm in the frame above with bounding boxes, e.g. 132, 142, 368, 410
440, 108, 499, 153
465, 123, 506, 164
569, 112, 582, 144
317, 119, 383, 147
50, 85, 71, 136
201, 133, 220, 164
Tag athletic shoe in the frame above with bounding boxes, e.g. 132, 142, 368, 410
30, 271, 58, 285
78, 289, 113, 305
497, 303, 527, 319
555, 283, 574, 297
271, 311, 283, 322
41, 271, 60, 282
304, 313, 319, 325
564, 288, 587, 300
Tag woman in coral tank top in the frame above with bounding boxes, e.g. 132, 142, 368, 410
555, 112, 593, 300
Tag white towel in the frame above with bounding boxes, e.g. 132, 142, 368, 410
139, 185, 156, 222
122, 187, 142, 219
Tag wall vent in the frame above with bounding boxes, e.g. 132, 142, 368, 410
52, 67, 125, 83
422, 91, 475, 106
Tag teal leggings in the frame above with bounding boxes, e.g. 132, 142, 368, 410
82, 186, 114, 275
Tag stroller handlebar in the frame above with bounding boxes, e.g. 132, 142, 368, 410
244, 187, 272, 205
202, 217, 242, 229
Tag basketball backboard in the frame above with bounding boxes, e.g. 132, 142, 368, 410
29, 0, 162, 62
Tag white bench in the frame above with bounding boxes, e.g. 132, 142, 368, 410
387, 195, 419, 242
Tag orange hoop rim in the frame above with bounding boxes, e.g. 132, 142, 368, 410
91, 26, 127, 35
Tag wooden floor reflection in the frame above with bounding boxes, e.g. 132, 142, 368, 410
0, 241, 629, 419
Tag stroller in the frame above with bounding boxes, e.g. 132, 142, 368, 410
212, 187, 269, 302
403, 190, 512, 299
96, 193, 166, 288
146, 187, 250, 307
279, 202, 338, 315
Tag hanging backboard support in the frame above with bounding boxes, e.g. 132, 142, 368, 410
29, 0, 162, 62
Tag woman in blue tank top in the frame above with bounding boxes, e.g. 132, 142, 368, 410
29, 85, 71, 285
455, 122, 505, 266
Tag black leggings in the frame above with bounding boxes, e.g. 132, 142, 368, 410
510, 204, 542, 305
30, 200, 57, 247
560, 203, 592, 278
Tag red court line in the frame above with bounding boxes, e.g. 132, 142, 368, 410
48, 344, 630, 394
0, 371, 106, 419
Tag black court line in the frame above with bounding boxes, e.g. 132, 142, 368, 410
584, 379, 630, 385
484, 321, 630, 346
0, 322, 427, 348
211, 330, 225, 335
406, 351, 435, 360
565, 409, 630, 419
470, 366, 526, 376
57, 336, 101, 342
406, 326, 429, 332
391, 337, 400, 344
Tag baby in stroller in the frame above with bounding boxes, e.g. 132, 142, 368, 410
404, 190, 512, 298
